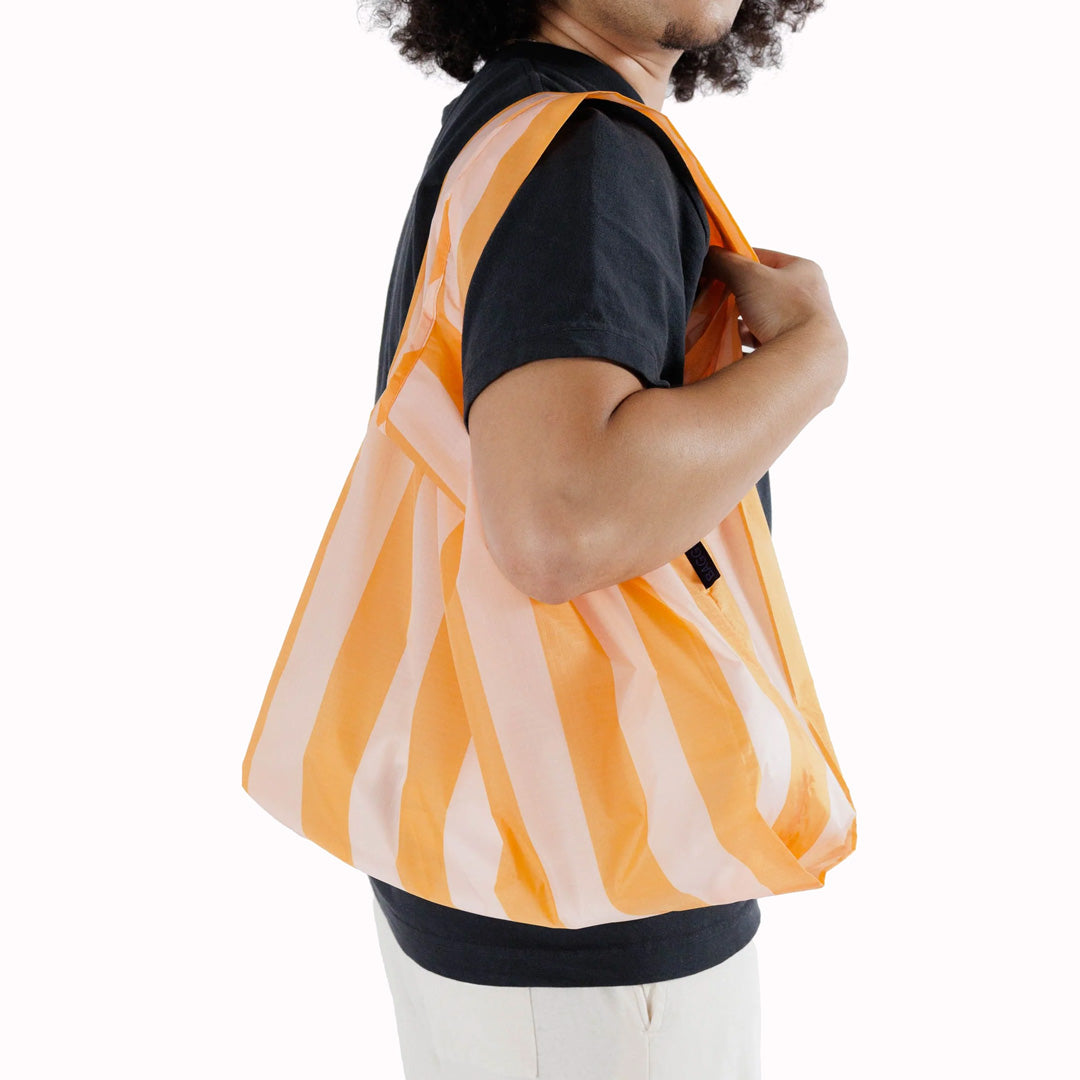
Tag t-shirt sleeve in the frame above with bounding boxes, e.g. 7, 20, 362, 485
460, 102, 710, 432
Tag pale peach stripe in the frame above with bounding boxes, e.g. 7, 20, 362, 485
346, 473, 446, 877
797, 763, 856, 877
387, 359, 470, 503
245, 421, 414, 833
672, 552, 840, 860
243, 88, 855, 922
442, 95, 561, 330
387, 101, 572, 441
702, 518, 850, 807
378, 199, 453, 425
433, 487, 512, 919
698, 516, 847, 802
417, 261, 444, 334
440, 95, 555, 228
382, 95, 555, 350
738, 492, 847, 804
570, 586, 772, 906
406, 135, 481, 342
640, 562, 795, 829
434, 476, 466, 588
242, 440, 361, 793
390, 95, 606, 418
704, 516, 797, 714
390, 202, 447, 384
454, 474, 626, 929
442, 738, 511, 920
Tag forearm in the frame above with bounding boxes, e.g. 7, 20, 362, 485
539, 320, 847, 601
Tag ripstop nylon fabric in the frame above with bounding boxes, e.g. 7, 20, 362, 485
241, 89, 856, 930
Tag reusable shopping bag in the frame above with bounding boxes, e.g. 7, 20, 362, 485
241, 89, 857, 930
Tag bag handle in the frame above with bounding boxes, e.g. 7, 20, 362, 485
449, 90, 760, 311
374, 91, 831, 757
378, 89, 758, 420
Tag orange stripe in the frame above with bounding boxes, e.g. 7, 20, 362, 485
684, 285, 741, 385
541, 91, 759, 263
439, 519, 565, 927
811, 817, 858, 884
455, 95, 585, 301
670, 555, 832, 860
736, 493, 852, 805
640, 103, 756, 260
428, 308, 464, 408
382, 414, 465, 513
534, 598, 705, 917
619, 575, 820, 894
376, 200, 452, 427
631, 89, 842, 820
395, 615, 472, 906
241, 449, 361, 792
248, 88, 853, 914
650, 84, 852, 818
299, 468, 421, 864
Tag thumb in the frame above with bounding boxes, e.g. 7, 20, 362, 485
703, 244, 763, 285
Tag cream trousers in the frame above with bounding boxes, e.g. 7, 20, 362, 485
373, 895, 761, 1080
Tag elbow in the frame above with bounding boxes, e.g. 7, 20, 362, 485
488, 517, 587, 606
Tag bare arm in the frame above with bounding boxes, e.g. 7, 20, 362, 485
469, 246, 848, 604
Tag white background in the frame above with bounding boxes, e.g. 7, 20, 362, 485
3, 1, 1077, 1077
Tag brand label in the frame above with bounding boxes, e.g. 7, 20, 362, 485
685, 541, 720, 588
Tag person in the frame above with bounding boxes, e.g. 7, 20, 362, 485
360, 1, 848, 1076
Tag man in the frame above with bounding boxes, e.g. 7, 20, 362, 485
362, 1, 847, 1075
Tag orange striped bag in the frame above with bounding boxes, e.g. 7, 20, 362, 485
241, 89, 856, 930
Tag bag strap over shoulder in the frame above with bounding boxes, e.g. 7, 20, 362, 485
452, 88, 759, 280
377, 90, 757, 422
372, 91, 833, 766
448, 89, 760, 310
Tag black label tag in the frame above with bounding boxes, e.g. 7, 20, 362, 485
685, 541, 720, 588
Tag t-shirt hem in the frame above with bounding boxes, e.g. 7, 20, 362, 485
463, 324, 671, 428
371, 881, 761, 988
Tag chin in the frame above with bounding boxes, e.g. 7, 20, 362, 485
656, 1, 735, 52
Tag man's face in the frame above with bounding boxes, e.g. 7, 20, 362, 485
557, 0, 743, 52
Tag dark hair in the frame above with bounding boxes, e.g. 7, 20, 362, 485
357, 0, 825, 102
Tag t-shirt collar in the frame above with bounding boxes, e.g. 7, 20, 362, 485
492, 39, 646, 105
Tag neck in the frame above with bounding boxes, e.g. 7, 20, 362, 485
528, 6, 681, 111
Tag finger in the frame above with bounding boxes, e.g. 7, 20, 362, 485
703, 244, 759, 281
744, 246, 799, 269
705, 244, 797, 280
708, 244, 790, 263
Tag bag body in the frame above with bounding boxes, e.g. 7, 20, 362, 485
241, 90, 856, 930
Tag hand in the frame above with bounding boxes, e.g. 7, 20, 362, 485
704, 244, 845, 349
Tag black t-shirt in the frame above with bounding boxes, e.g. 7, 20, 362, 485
370, 38, 769, 988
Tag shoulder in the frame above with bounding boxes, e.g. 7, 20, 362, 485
534, 100, 709, 240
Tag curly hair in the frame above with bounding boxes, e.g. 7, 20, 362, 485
357, 0, 825, 102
